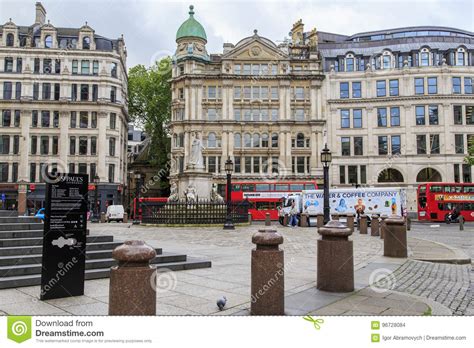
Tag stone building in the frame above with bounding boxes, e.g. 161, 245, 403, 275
319, 26, 474, 211
170, 6, 473, 212
170, 6, 326, 197
0, 2, 128, 214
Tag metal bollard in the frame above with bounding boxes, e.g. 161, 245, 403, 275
251, 229, 284, 315
380, 214, 388, 239
109, 240, 157, 315
346, 213, 355, 233
383, 215, 407, 258
123, 212, 128, 223
371, 214, 380, 236
316, 214, 324, 228
317, 221, 354, 292
265, 212, 271, 226
359, 214, 368, 234
459, 215, 464, 231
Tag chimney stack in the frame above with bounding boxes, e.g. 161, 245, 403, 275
35, 2, 46, 25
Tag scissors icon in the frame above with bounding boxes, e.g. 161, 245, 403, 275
303, 315, 324, 330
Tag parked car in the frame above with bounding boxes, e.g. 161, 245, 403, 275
106, 205, 125, 223
35, 208, 45, 221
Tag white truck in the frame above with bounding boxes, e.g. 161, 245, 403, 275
282, 187, 406, 223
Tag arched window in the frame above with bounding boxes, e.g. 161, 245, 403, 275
381, 51, 392, 69
244, 133, 251, 148
378, 168, 404, 183
6, 33, 14, 47
271, 133, 278, 148
234, 133, 241, 148
261, 133, 269, 147
456, 48, 465, 66
207, 132, 216, 148
44, 35, 52, 48
83, 36, 90, 50
420, 48, 430, 66
253, 133, 260, 148
296, 133, 305, 147
345, 53, 354, 72
416, 168, 442, 182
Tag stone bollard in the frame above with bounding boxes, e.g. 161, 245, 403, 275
109, 240, 157, 315
100, 212, 106, 223
251, 229, 284, 315
317, 221, 354, 292
459, 215, 464, 231
380, 214, 388, 239
383, 215, 407, 258
359, 214, 368, 234
248, 212, 252, 225
406, 216, 411, 231
123, 212, 128, 223
265, 213, 271, 226
346, 213, 354, 232
371, 214, 380, 236
316, 214, 324, 228
300, 213, 308, 227
331, 213, 339, 221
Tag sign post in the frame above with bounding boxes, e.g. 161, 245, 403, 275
40, 173, 88, 300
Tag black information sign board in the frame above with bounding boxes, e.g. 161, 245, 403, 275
40, 173, 88, 300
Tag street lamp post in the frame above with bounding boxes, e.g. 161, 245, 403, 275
133, 172, 142, 225
91, 174, 100, 223
223, 157, 235, 230
320, 143, 332, 225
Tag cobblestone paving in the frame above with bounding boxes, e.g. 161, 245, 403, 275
375, 259, 473, 315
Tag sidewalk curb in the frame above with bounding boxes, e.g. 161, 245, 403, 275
389, 290, 452, 316
409, 237, 472, 265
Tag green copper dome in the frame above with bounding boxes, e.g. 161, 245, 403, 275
176, 5, 207, 42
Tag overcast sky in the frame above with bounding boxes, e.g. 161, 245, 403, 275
1, 0, 473, 69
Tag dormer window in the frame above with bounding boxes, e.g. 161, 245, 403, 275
456, 48, 465, 66
345, 54, 355, 72
382, 55, 391, 69
44, 35, 52, 48
420, 48, 430, 66
82, 36, 90, 50
6, 33, 14, 47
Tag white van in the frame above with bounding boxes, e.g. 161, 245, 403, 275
106, 205, 125, 223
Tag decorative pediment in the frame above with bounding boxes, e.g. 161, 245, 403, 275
222, 31, 288, 60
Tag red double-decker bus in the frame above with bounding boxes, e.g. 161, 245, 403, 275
417, 182, 474, 222
229, 181, 318, 220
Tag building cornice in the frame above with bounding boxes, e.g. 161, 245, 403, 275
327, 94, 474, 105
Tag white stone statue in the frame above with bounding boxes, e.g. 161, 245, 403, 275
188, 133, 204, 169
167, 182, 179, 203
210, 184, 224, 203
185, 184, 197, 203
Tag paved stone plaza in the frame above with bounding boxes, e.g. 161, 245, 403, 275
0, 222, 471, 316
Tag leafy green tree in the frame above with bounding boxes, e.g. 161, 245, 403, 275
466, 136, 474, 166
128, 57, 172, 192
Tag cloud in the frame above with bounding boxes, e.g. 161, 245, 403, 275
1, 0, 472, 69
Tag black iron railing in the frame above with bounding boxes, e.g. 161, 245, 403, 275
141, 199, 250, 225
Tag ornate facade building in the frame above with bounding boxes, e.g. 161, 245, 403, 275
0, 3, 128, 214
171, 7, 474, 211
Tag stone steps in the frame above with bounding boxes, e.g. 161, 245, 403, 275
0, 210, 18, 217
0, 235, 114, 247
0, 241, 125, 257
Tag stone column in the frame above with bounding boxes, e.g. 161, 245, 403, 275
371, 214, 380, 236
310, 130, 318, 175
109, 240, 157, 315
359, 214, 368, 234
285, 132, 292, 173
97, 112, 107, 181
383, 215, 407, 258
346, 213, 354, 232
17, 182, 27, 216
317, 221, 354, 292
59, 111, 69, 168
251, 229, 284, 315
18, 110, 30, 182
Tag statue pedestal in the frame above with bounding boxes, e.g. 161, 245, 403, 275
178, 170, 213, 201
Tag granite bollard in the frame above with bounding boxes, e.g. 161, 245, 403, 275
359, 214, 368, 234
123, 212, 128, 223
316, 213, 324, 228
300, 213, 309, 227
380, 214, 388, 239
109, 240, 157, 315
346, 213, 354, 232
371, 214, 380, 236
251, 229, 284, 315
459, 215, 464, 231
317, 221, 354, 292
383, 215, 407, 258
265, 212, 271, 226
100, 212, 106, 223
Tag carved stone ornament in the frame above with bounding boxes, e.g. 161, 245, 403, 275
250, 45, 262, 57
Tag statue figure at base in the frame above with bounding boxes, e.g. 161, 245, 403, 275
184, 184, 197, 203
167, 182, 179, 203
210, 184, 224, 203
187, 133, 204, 170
